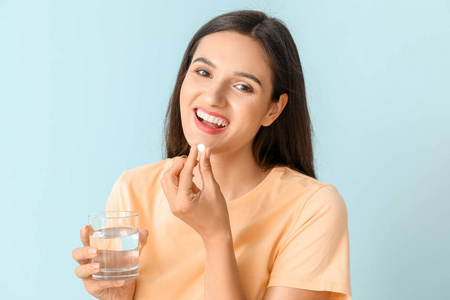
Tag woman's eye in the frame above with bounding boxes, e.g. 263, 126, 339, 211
197, 69, 211, 78
235, 84, 253, 93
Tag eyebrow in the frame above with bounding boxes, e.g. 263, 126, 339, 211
192, 57, 263, 88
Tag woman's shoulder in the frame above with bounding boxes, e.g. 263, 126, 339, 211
273, 166, 332, 191
116, 158, 176, 186
272, 166, 346, 209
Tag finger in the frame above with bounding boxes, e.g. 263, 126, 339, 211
80, 225, 92, 247
192, 181, 201, 195
160, 175, 171, 200
164, 156, 187, 189
161, 157, 187, 202
75, 263, 101, 279
89, 280, 126, 291
174, 155, 188, 164
199, 148, 219, 191
72, 246, 98, 265
138, 229, 148, 255
161, 173, 180, 204
178, 145, 198, 194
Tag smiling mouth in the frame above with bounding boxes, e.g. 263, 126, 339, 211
195, 108, 229, 129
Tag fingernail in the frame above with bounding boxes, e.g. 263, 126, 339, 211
92, 264, 100, 270
88, 248, 97, 256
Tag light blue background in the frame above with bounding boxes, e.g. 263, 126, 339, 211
1, 0, 449, 299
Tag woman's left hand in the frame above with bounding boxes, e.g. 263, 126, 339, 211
160, 145, 231, 241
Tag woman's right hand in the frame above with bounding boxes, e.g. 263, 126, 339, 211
72, 225, 148, 300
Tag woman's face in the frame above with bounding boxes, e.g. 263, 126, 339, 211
180, 31, 282, 156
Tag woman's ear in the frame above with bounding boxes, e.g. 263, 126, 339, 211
261, 93, 288, 127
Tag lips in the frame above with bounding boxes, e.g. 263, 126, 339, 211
193, 107, 230, 135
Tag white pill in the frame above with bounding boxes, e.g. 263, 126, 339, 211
197, 144, 205, 153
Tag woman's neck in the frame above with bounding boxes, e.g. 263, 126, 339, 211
194, 147, 271, 202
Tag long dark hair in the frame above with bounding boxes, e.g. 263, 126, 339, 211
164, 10, 315, 179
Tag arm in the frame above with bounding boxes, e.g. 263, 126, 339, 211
202, 233, 331, 300
161, 146, 246, 300
203, 233, 246, 300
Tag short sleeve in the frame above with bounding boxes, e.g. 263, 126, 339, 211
268, 185, 351, 299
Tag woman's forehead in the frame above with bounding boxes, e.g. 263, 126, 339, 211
192, 31, 272, 82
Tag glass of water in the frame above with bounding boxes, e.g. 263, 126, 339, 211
88, 211, 140, 281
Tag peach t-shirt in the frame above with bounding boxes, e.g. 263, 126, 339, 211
106, 158, 351, 299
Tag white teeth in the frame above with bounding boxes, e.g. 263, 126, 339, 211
196, 109, 229, 127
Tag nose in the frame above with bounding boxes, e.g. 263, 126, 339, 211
204, 80, 228, 108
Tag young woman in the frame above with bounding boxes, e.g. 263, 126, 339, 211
72, 10, 351, 300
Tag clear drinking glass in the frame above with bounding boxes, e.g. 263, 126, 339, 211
88, 211, 140, 281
